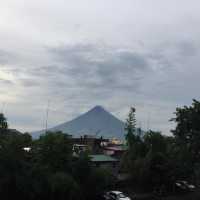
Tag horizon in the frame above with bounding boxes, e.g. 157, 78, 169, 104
5, 104, 172, 135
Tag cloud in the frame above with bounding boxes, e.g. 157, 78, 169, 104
2, 40, 200, 135
0, 78, 13, 85
47, 44, 152, 93
0, 50, 17, 65
19, 78, 40, 87
0, 0, 200, 135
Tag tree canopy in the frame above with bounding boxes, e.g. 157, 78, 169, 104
1, 99, 200, 198
125, 107, 137, 147
123, 105, 199, 191
0, 115, 114, 200
0, 113, 8, 134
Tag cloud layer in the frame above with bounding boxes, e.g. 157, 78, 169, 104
0, 0, 200, 134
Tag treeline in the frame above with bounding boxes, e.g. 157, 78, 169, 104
123, 100, 200, 192
1, 99, 200, 199
0, 114, 114, 200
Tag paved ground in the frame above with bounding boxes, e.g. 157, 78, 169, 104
115, 182, 200, 200
163, 190, 200, 200
124, 189, 200, 200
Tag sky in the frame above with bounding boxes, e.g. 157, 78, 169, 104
0, 0, 200, 134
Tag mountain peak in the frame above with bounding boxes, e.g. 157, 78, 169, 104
91, 105, 106, 112
32, 105, 125, 139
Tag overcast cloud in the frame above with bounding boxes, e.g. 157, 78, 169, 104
0, 0, 200, 134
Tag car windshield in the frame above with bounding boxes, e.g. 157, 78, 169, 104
181, 181, 187, 184
118, 193, 127, 198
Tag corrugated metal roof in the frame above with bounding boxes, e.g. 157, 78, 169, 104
90, 154, 119, 162
104, 145, 128, 151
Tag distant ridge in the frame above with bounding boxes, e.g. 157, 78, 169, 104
32, 106, 126, 139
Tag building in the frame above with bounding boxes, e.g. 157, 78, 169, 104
90, 154, 119, 175
70, 135, 109, 154
103, 145, 127, 159
72, 144, 89, 154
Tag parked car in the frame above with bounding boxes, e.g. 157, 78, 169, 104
175, 180, 196, 192
103, 191, 131, 200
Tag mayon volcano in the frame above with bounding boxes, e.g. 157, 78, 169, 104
32, 106, 126, 139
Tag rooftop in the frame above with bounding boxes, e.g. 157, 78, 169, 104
104, 145, 128, 151
111, 191, 123, 194
90, 154, 119, 162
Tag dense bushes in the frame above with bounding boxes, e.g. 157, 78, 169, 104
124, 100, 200, 191
1, 99, 200, 198
0, 122, 114, 200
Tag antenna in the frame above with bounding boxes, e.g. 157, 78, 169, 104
138, 121, 142, 137
138, 121, 142, 129
147, 112, 150, 131
95, 130, 101, 138
45, 100, 50, 133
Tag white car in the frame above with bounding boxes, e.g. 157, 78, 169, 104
103, 191, 131, 200
175, 180, 196, 192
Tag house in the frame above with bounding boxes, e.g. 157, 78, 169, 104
90, 154, 119, 175
103, 145, 127, 159
72, 144, 89, 154
70, 135, 109, 154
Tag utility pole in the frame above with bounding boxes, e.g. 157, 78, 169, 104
45, 100, 50, 133
147, 112, 151, 131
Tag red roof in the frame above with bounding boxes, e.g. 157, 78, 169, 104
104, 146, 127, 152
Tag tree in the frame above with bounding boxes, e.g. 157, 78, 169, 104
49, 172, 81, 200
0, 113, 8, 134
84, 168, 114, 200
0, 130, 33, 199
72, 152, 91, 185
123, 125, 176, 190
125, 107, 137, 147
144, 131, 167, 154
0, 128, 116, 199
32, 131, 72, 172
171, 99, 200, 181
171, 99, 200, 147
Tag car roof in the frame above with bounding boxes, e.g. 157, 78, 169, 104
110, 191, 123, 194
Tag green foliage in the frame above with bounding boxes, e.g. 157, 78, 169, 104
32, 131, 72, 172
49, 172, 81, 200
72, 152, 91, 184
0, 113, 8, 134
171, 99, 200, 181
0, 115, 114, 199
124, 107, 178, 190
171, 99, 200, 155
125, 129, 172, 189
84, 168, 115, 200
124, 101, 200, 190
2, 98, 200, 197
0, 125, 33, 199
125, 107, 137, 147
144, 131, 167, 154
